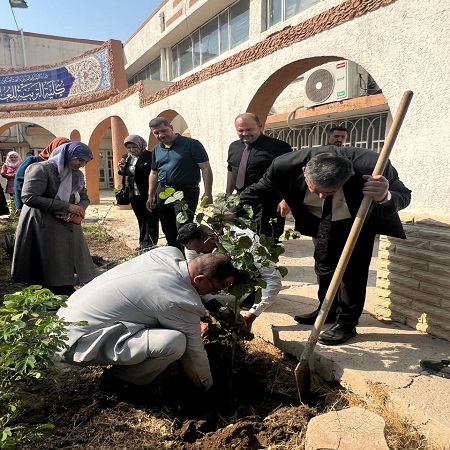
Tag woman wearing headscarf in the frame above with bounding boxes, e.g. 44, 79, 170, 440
14, 136, 70, 213
11, 141, 98, 295
1, 151, 22, 196
119, 135, 159, 249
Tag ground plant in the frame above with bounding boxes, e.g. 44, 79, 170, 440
0, 286, 71, 448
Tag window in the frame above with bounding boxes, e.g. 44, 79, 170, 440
268, 0, 319, 27
128, 58, 161, 86
172, 0, 250, 78
201, 18, 219, 64
230, 0, 250, 48
264, 113, 389, 153
219, 12, 229, 53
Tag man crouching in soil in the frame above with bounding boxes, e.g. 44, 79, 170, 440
57, 247, 237, 391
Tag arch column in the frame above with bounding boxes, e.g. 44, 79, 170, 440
111, 116, 129, 187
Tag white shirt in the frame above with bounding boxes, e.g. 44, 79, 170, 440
303, 187, 352, 221
185, 226, 282, 317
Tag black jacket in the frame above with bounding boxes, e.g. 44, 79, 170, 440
236, 146, 412, 239
119, 150, 152, 199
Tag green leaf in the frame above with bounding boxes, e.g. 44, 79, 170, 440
176, 211, 189, 224
237, 235, 253, 249
159, 187, 176, 199
257, 278, 267, 289
277, 266, 288, 277
199, 196, 209, 208
172, 191, 185, 201
195, 212, 205, 224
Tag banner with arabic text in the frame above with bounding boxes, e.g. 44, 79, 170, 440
0, 47, 111, 105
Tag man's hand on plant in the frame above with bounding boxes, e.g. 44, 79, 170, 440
200, 321, 209, 338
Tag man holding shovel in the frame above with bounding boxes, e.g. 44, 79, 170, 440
229, 146, 411, 345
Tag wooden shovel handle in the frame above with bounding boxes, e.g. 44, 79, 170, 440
299, 90, 414, 360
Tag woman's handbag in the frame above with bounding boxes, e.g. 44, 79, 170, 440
115, 172, 130, 205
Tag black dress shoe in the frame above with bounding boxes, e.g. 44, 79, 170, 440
294, 308, 336, 325
318, 322, 357, 345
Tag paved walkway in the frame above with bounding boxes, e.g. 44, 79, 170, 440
86, 191, 450, 449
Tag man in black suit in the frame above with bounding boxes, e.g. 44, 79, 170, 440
230, 146, 411, 345
226, 113, 292, 240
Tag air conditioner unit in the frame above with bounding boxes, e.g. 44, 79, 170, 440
303, 60, 366, 108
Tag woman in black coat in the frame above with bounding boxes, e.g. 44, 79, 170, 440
119, 135, 159, 249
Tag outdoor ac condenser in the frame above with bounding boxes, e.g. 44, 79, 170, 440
303, 60, 367, 108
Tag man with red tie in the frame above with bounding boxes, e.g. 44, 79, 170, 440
226, 113, 292, 240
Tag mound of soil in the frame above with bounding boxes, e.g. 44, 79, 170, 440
18, 339, 316, 450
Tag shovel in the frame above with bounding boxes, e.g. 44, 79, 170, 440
294, 90, 414, 403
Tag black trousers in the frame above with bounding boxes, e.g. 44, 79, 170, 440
314, 219, 376, 326
156, 184, 199, 249
131, 195, 159, 248
238, 193, 285, 241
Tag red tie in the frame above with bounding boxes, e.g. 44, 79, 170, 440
235, 143, 251, 190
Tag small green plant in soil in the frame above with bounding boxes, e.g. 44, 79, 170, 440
82, 204, 114, 244
0, 286, 73, 449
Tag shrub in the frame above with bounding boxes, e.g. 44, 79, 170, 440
0, 286, 71, 448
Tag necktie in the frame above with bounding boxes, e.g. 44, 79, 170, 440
235, 143, 251, 190
314, 195, 333, 262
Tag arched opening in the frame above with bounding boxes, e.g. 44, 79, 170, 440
148, 110, 189, 149
70, 130, 81, 142
247, 57, 388, 152
87, 116, 128, 204
0, 122, 64, 161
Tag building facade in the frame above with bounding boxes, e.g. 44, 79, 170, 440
0, 0, 448, 216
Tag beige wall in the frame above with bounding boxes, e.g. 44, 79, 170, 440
0, 30, 103, 69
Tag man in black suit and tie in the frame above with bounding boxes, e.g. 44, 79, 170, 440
230, 146, 411, 345
226, 113, 292, 241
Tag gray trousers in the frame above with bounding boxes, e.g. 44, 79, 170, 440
64, 325, 188, 386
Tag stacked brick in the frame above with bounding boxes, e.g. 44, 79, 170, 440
375, 219, 450, 341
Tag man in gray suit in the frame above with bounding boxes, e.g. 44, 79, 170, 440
57, 247, 237, 391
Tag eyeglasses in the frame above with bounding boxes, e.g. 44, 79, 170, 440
203, 274, 221, 294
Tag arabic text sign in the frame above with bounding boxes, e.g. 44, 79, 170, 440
0, 68, 75, 104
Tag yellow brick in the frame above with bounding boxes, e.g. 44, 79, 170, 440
377, 249, 391, 261
429, 241, 450, 253
428, 263, 450, 277
387, 253, 429, 271
396, 237, 430, 250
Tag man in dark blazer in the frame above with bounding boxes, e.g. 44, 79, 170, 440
231, 146, 412, 345
226, 113, 292, 240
